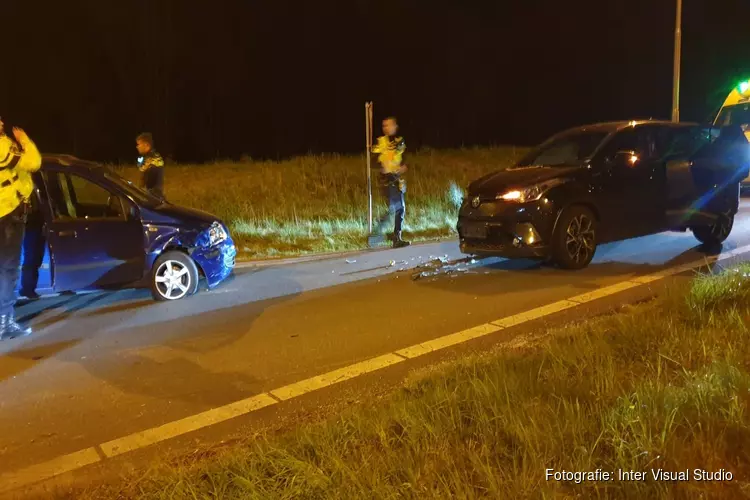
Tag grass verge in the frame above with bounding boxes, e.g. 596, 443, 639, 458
115, 147, 525, 259
67, 266, 750, 499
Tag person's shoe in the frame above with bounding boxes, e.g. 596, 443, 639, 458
0, 314, 32, 340
20, 290, 40, 301
393, 238, 411, 249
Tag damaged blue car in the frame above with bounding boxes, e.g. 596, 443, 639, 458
16, 155, 237, 301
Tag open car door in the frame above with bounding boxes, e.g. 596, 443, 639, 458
40, 168, 146, 292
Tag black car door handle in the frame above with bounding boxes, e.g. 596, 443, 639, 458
58, 230, 77, 238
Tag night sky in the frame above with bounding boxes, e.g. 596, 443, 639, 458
2, 0, 748, 163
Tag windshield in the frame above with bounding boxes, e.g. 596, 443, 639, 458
104, 169, 161, 206
715, 103, 750, 130
517, 130, 610, 167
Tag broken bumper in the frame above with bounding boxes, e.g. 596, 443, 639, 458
192, 236, 237, 289
457, 199, 555, 259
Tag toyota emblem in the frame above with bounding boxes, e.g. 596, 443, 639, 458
471, 196, 481, 208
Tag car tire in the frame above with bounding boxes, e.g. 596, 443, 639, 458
550, 205, 598, 270
151, 251, 200, 301
692, 212, 734, 248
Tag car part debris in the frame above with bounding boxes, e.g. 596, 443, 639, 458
411, 256, 478, 280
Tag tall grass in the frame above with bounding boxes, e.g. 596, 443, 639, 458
115, 147, 525, 258
71, 265, 750, 499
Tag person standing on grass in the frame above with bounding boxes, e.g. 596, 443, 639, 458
0, 117, 41, 339
136, 132, 166, 200
368, 116, 411, 249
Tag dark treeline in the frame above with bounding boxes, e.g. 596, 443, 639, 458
2, 0, 748, 163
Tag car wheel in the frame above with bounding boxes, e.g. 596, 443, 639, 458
151, 251, 200, 301
550, 206, 597, 270
692, 212, 734, 247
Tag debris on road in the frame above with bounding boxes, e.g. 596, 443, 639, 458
345, 259, 357, 264
411, 256, 479, 281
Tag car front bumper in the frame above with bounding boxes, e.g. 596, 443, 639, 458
192, 237, 237, 289
457, 198, 557, 259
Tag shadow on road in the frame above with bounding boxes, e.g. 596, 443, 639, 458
16, 268, 302, 407
2, 268, 303, 401
0, 339, 82, 384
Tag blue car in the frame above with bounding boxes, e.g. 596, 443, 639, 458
16, 155, 237, 301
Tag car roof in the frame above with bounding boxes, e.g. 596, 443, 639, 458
41, 154, 104, 171
557, 120, 700, 136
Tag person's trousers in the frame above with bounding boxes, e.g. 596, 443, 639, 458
376, 181, 405, 237
0, 207, 25, 316
20, 226, 45, 295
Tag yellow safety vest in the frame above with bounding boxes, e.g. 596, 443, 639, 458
0, 134, 41, 218
372, 135, 405, 174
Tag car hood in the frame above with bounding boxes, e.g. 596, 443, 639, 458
468, 165, 581, 196
140, 203, 220, 227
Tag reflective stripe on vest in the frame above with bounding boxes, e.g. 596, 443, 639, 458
0, 173, 19, 188
0, 154, 20, 170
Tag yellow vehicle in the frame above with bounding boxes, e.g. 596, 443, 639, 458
714, 79, 750, 188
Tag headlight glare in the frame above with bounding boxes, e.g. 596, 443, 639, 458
497, 179, 562, 203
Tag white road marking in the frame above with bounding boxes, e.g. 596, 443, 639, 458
2, 242, 750, 494
99, 393, 278, 458
270, 354, 406, 401
396, 324, 502, 358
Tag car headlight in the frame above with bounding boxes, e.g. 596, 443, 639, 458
496, 179, 564, 203
207, 221, 228, 246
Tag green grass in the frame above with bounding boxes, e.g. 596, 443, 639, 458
115, 147, 525, 259
69, 265, 750, 499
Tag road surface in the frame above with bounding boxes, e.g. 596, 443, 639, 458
4, 203, 750, 496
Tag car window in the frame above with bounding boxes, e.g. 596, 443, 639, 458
43, 172, 77, 220
516, 131, 609, 167
716, 103, 750, 128
660, 126, 712, 160
43, 172, 125, 220
601, 127, 656, 161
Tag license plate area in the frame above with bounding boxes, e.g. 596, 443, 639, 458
462, 222, 488, 239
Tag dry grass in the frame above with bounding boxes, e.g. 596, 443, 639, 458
68, 265, 750, 499
114, 147, 525, 259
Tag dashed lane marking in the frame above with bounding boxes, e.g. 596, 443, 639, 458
2, 243, 750, 494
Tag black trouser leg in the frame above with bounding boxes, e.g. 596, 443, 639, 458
20, 227, 44, 295
0, 209, 25, 317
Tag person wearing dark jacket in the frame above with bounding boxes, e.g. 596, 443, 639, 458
136, 132, 165, 199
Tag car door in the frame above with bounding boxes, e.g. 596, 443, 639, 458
42, 169, 146, 292
596, 125, 667, 239
662, 125, 711, 225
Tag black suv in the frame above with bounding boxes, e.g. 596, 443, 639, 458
457, 120, 749, 269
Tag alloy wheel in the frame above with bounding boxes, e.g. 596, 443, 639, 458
565, 214, 595, 265
154, 260, 192, 300
710, 211, 733, 241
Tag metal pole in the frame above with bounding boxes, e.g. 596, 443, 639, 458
365, 102, 373, 233
671, 0, 682, 122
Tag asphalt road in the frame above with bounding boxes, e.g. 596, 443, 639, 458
4, 203, 750, 494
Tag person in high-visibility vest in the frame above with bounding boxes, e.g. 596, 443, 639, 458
0, 117, 41, 339
368, 117, 411, 249
136, 132, 165, 200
